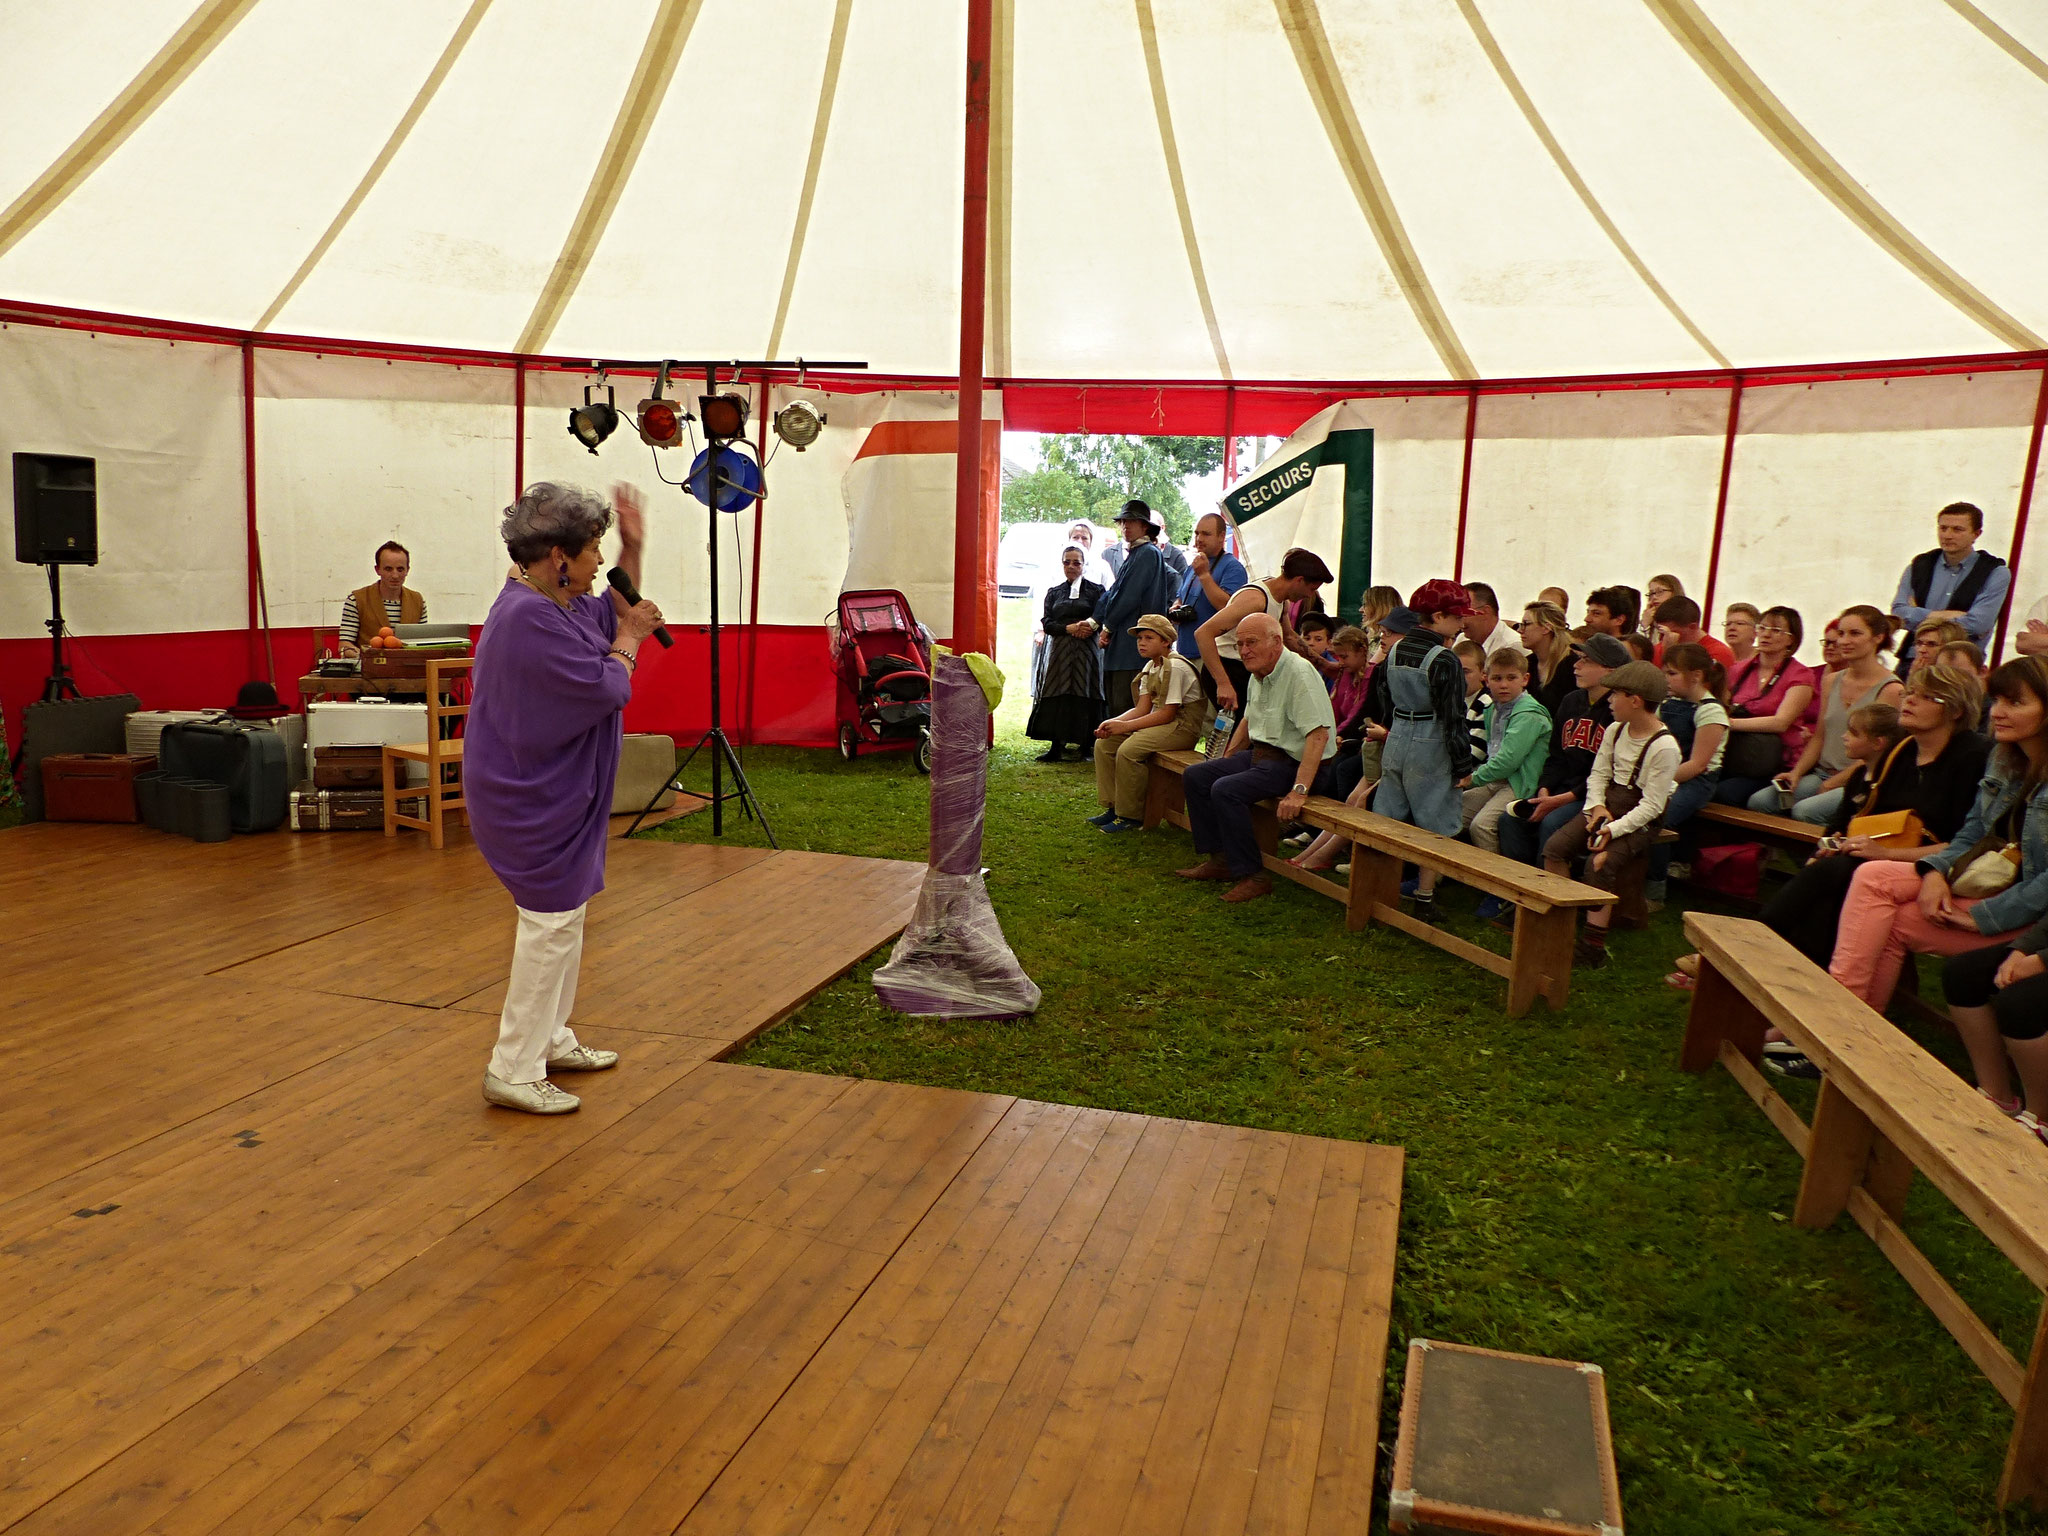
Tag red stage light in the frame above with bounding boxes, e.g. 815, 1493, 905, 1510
636, 398, 684, 448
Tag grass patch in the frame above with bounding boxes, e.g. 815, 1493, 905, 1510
641, 606, 2044, 1533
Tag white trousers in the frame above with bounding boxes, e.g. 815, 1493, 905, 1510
488, 904, 586, 1085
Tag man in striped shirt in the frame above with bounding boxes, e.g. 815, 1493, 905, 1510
339, 541, 428, 657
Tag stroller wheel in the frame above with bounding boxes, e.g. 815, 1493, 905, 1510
915, 728, 933, 775
838, 724, 859, 762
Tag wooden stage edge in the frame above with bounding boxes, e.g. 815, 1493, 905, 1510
0, 823, 1404, 1535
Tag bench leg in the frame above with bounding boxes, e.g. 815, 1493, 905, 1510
1507, 906, 1576, 1016
1142, 764, 1182, 830
1865, 1131, 1914, 1221
1347, 845, 1400, 932
2001, 1303, 2048, 1508
1680, 960, 1769, 1073
1793, 1079, 1878, 1229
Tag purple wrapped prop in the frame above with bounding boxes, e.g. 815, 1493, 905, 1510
873, 654, 1041, 1018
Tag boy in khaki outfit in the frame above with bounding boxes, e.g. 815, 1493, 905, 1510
1089, 614, 1211, 832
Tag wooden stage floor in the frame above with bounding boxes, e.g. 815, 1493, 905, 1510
1, 824, 1402, 1535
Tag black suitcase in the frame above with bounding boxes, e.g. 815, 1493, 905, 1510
158, 719, 291, 833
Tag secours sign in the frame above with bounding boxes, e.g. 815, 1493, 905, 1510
1221, 401, 1373, 620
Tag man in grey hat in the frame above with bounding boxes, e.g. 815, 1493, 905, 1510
1497, 632, 1631, 869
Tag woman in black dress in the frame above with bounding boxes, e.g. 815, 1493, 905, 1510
1027, 547, 1104, 762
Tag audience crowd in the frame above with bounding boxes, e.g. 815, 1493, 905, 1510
1034, 497, 2048, 1142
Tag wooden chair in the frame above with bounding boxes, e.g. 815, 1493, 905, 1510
1681, 911, 2048, 1508
1143, 749, 1612, 1016
383, 657, 472, 849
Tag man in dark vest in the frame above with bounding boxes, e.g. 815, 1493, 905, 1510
1091, 501, 1180, 715
1890, 501, 2008, 675
340, 540, 428, 658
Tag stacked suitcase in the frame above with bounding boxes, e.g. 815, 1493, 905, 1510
40, 753, 157, 822
296, 701, 432, 832
156, 719, 292, 835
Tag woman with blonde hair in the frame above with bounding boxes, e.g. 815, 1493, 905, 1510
1358, 584, 1403, 659
1515, 600, 1577, 715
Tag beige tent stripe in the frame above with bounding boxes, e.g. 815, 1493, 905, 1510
1456, 0, 1728, 369
1136, 0, 1230, 379
765, 0, 854, 358
255, 0, 494, 333
0, 0, 260, 260
516, 0, 704, 355
986, 0, 1015, 377
1646, 0, 2043, 351
1273, 0, 1473, 379
1943, 0, 2048, 88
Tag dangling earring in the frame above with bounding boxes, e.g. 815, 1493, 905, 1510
557, 562, 570, 589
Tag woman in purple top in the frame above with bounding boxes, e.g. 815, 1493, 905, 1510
469, 482, 664, 1115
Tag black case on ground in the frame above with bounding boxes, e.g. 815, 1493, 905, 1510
158, 720, 290, 833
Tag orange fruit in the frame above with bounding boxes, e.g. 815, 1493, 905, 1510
378, 625, 396, 638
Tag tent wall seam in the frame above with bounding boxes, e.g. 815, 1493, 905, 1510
986, 0, 1015, 378
253, 0, 494, 334
1943, 0, 2048, 88
765, 0, 855, 359
1644, 0, 2044, 352
1135, 0, 1231, 380
1273, 0, 1477, 381
1454, 0, 1728, 370
1992, 367, 2048, 664
0, 0, 261, 261
514, 0, 704, 356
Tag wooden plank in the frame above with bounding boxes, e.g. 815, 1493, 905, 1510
1306, 802, 1611, 910
1794, 1077, 1879, 1229
1717, 1040, 1813, 1156
2001, 1305, 2048, 1507
1688, 913, 2048, 1289
1682, 954, 1771, 1074
1698, 801, 1825, 844
1308, 1143, 1404, 1536
1508, 904, 1577, 1017
1370, 900, 1515, 981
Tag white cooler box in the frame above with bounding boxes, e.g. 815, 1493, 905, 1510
307, 700, 431, 786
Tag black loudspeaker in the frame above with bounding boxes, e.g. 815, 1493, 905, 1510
13, 452, 98, 566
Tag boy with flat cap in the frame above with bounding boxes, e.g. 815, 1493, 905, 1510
1089, 614, 1209, 832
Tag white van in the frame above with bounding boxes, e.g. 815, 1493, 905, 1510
997, 522, 1111, 598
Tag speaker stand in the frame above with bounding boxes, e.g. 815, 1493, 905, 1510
39, 564, 80, 704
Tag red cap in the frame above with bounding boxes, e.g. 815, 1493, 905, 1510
1408, 579, 1475, 619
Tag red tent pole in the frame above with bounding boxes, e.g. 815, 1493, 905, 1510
1452, 385, 1478, 582
240, 340, 273, 684
950, 0, 995, 656
1223, 385, 1238, 488
1992, 366, 2048, 664
747, 378, 770, 744
1701, 376, 1744, 622
512, 359, 525, 498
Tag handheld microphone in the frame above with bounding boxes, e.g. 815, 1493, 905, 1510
606, 566, 673, 648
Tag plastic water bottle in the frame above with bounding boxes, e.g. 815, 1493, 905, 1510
1206, 708, 1236, 757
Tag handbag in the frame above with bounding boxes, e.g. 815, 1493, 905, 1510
1845, 740, 1927, 850
1952, 844, 2021, 899
1723, 659, 1788, 780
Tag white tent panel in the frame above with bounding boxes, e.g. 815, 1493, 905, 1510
1697, 0, 2048, 345
842, 390, 997, 628
1320, 0, 1713, 379
254, 351, 512, 634
1714, 371, 2040, 659
752, 2, 967, 376
1362, 395, 1470, 599
1462, 387, 1729, 620
1003, 0, 1219, 380
2011, 423, 2048, 642
1975, 0, 2048, 60
0, 325, 244, 639
271, 1, 662, 348
1143, 3, 1448, 381
1475, 0, 2004, 367
547, 1, 840, 359
0, 3, 191, 214
0, 0, 471, 331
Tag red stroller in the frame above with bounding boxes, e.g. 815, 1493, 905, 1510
831, 589, 935, 773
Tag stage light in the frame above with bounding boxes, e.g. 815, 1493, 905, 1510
772, 399, 825, 451
636, 396, 686, 449
698, 391, 749, 441
567, 384, 617, 454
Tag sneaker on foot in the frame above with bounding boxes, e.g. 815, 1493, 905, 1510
548, 1046, 618, 1072
1573, 938, 1609, 969
1761, 1039, 1805, 1059
1473, 894, 1510, 922
1334, 861, 1351, 878
1668, 861, 1693, 881
1085, 809, 1119, 828
1399, 875, 1420, 899
1102, 817, 1144, 833
483, 1073, 581, 1113
1764, 1051, 1821, 1080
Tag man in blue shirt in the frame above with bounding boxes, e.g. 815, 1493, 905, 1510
1173, 512, 1248, 665
1891, 501, 2009, 673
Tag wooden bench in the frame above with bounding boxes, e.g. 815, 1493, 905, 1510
1681, 911, 2048, 1508
1143, 750, 1611, 1016
1697, 800, 1824, 847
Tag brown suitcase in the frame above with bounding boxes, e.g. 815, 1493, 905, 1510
361, 646, 468, 682
40, 753, 158, 822
1390, 1339, 1623, 1535
313, 744, 386, 789
288, 781, 421, 831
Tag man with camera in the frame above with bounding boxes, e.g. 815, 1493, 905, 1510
1171, 512, 1248, 668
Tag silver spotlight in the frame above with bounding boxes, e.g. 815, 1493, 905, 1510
772, 399, 825, 451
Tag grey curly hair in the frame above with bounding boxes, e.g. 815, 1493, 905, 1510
501, 481, 613, 567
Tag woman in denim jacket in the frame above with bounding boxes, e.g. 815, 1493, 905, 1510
1830, 656, 2048, 1010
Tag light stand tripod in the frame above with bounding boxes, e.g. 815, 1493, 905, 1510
624, 364, 774, 844
39, 564, 80, 704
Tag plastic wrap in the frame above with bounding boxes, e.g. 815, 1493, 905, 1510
873, 654, 1041, 1018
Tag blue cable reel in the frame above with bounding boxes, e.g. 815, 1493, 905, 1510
686, 445, 764, 512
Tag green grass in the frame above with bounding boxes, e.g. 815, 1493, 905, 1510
609, 601, 2048, 1531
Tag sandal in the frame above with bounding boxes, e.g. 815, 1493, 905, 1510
2018, 1110, 2048, 1147
1664, 971, 1696, 992
1675, 953, 1701, 979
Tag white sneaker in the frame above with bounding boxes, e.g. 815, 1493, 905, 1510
548, 1045, 619, 1072
482, 1073, 580, 1114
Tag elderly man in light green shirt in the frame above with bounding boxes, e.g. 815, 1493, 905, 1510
1175, 611, 1337, 903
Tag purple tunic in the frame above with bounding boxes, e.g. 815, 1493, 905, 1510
464, 579, 629, 912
